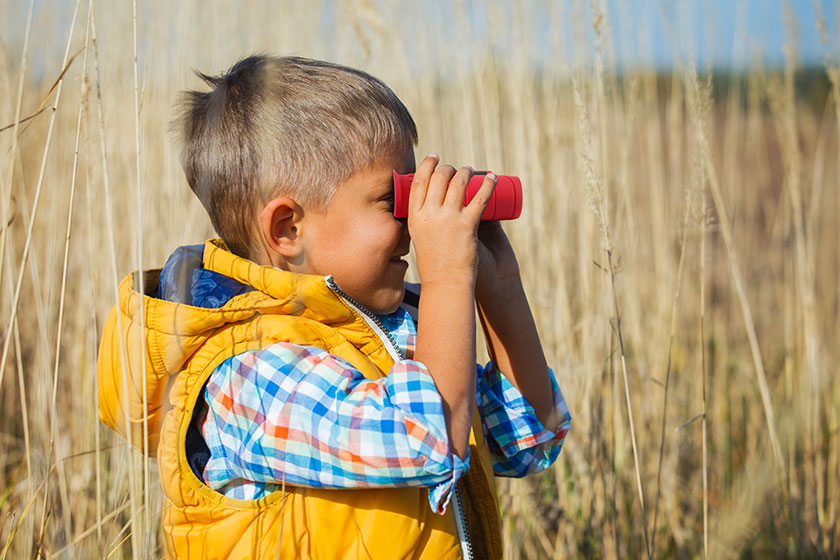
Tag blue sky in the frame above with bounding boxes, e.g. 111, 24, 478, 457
611, 0, 838, 70
2, 0, 837, 77
477, 0, 839, 71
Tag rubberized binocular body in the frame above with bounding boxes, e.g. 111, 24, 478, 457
392, 171, 522, 221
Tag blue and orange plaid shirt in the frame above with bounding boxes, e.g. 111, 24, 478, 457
199, 305, 572, 514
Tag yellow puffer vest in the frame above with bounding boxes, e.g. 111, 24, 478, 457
97, 240, 502, 559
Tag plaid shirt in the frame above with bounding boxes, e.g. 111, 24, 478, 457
200, 305, 571, 513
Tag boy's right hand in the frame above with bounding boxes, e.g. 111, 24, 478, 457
407, 154, 498, 286
406, 154, 497, 460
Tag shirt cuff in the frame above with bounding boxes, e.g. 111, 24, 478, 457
478, 365, 571, 459
389, 359, 471, 514
427, 451, 469, 514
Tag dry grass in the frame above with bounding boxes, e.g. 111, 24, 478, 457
1, 1, 838, 558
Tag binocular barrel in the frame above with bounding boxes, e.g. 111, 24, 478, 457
392, 171, 522, 221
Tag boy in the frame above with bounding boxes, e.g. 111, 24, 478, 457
97, 55, 570, 559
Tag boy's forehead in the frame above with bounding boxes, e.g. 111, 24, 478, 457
365, 171, 393, 194
368, 151, 414, 186
337, 149, 414, 197
372, 165, 400, 194
335, 159, 395, 197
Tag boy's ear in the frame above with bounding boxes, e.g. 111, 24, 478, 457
258, 196, 305, 265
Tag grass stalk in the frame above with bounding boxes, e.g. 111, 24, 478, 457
572, 80, 651, 560
685, 60, 785, 475
0, 106, 52, 134
50, 501, 130, 558
13, 321, 31, 491
650, 167, 693, 558
777, 39, 823, 545
41, 2, 92, 556
699, 190, 709, 560
0, 0, 34, 393
0, 209, 34, 547
0, 475, 48, 560
827, 63, 840, 553
25, 1, 83, 552
130, 0, 151, 554
90, 6, 140, 558
77, 6, 103, 551
10, 319, 32, 557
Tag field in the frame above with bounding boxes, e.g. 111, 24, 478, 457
1, 1, 838, 558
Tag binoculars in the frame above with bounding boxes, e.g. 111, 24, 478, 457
392, 171, 522, 221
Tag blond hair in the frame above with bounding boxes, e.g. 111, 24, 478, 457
177, 55, 418, 257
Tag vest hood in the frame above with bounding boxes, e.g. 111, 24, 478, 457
97, 239, 358, 456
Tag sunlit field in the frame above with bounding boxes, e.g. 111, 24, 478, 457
1, 1, 838, 558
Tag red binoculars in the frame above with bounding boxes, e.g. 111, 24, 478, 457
392, 171, 522, 221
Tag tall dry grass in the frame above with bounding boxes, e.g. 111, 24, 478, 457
0, 1, 838, 558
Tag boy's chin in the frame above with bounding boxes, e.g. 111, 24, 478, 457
361, 288, 405, 315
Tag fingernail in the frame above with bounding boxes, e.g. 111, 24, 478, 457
488, 173, 497, 181
427, 153, 438, 159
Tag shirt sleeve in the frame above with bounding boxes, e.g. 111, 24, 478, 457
476, 364, 572, 477
201, 341, 468, 514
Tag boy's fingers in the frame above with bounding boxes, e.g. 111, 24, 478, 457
425, 164, 457, 209
466, 172, 497, 220
408, 154, 439, 215
443, 166, 472, 210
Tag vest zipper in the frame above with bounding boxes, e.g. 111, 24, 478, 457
324, 276, 474, 559
451, 484, 473, 560
324, 276, 404, 361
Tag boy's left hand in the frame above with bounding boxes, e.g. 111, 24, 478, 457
475, 221, 521, 299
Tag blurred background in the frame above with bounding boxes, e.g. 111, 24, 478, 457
0, 0, 838, 557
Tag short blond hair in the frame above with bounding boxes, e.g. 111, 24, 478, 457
177, 55, 417, 257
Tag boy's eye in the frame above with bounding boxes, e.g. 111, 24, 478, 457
381, 193, 395, 210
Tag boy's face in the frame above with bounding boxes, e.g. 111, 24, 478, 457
300, 149, 416, 314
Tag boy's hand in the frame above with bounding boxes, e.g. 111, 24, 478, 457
407, 154, 496, 460
407, 155, 498, 287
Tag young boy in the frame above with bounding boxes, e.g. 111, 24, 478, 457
97, 55, 570, 559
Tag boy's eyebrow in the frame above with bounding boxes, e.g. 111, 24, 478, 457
376, 174, 394, 194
